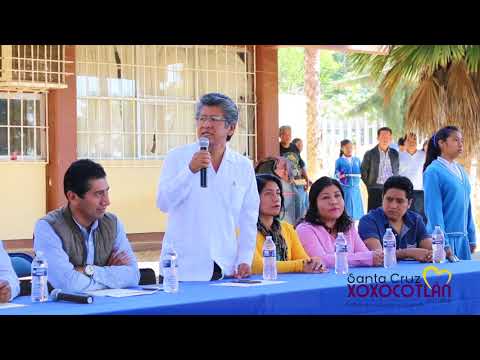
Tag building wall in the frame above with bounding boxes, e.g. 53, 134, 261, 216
99, 160, 166, 233
2, 45, 277, 242
0, 163, 46, 240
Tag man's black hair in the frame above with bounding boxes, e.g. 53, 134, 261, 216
382, 176, 414, 200
64, 159, 107, 198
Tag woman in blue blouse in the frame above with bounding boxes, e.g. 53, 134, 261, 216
423, 126, 476, 260
334, 139, 364, 221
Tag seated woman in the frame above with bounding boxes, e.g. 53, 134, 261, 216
296, 177, 383, 268
255, 157, 297, 225
251, 174, 327, 274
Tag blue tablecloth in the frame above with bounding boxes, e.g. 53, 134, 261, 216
3, 261, 480, 315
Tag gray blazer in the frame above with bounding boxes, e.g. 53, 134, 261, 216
361, 145, 399, 187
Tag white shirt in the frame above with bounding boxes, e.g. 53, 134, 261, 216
437, 156, 462, 179
399, 150, 426, 190
0, 241, 20, 301
156, 143, 260, 281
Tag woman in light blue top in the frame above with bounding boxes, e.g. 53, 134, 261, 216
334, 139, 364, 220
423, 126, 476, 260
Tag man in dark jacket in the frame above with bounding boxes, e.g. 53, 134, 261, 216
361, 127, 399, 211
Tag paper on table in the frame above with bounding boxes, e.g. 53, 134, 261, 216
85, 288, 159, 297
211, 280, 286, 287
0, 303, 27, 310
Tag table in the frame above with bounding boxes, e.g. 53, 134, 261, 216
3, 261, 480, 315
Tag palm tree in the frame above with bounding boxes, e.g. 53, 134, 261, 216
304, 47, 322, 179
335, 74, 415, 138
348, 45, 480, 169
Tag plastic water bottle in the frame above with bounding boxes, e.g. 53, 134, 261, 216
432, 225, 446, 263
161, 246, 179, 293
31, 251, 49, 302
383, 228, 397, 268
335, 232, 349, 275
263, 236, 277, 280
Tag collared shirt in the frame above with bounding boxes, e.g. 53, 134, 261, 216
377, 148, 393, 185
358, 207, 430, 249
34, 217, 140, 292
0, 241, 20, 301
437, 156, 462, 179
157, 143, 260, 281
399, 150, 426, 190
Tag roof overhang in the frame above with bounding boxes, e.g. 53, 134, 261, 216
275, 45, 388, 55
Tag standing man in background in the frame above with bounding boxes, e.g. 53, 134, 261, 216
361, 127, 399, 211
399, 132, 426, 221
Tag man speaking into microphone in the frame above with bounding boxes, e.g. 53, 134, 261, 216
156, 93, 260, 281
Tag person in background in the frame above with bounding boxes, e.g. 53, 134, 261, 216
361, 127, 399, 212
251, 174, 326, 274
279, 127, 310, 220
296, 177, 383, 269
0, 241, 20, 302
399, 132, 426, 221
334, 139, 364, 222
291, 137, 311, 212
423, 126, 476, 260
359, 176, 433, 262
398, 137, 406, 152
422, 139, 429, 153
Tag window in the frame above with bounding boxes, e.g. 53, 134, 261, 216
0, 45, 70, 89
0, 92, 47, 161
76, 45, 256, 161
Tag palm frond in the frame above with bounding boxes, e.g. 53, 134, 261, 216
406, 76, 445, 138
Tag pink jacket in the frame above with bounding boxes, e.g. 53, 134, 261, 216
296, 222, 374, 268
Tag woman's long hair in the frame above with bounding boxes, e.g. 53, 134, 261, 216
339, 139, 352, 157
300, 176, 353, 233
423, 126, 460, 172
256, 173, 285, 219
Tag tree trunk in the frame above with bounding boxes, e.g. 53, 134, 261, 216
304, 47, 322, 180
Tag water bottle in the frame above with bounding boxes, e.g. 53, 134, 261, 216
383, 228, 397, 268
334, 232, 349, 275
31, 251, 49, 302
263, 236, 277, 280
432, 225, 446, 263
161, 246, 179, 293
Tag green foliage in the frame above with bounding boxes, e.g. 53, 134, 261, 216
278, 47, 305, 94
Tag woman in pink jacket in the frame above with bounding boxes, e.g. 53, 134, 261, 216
296, 177, 383, 268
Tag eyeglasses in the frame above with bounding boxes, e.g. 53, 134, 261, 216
197, 115, 225, 123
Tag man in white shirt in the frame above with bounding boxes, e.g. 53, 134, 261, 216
156, 93, 260, 281
0, 241, 20, 302
399, 132, 426, 221
399, 132, 427, 222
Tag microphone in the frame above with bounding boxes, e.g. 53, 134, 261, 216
51, 289, 94, 304
199, 137, 209, 188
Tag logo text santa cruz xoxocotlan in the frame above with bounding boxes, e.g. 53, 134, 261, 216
346, 266, 453, 299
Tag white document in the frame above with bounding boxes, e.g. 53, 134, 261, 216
85, 288, 159, 297
0, 303, 27, 310
211, 280, 286, 287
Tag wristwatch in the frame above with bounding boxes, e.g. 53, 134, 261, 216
85, 265, 95, 277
